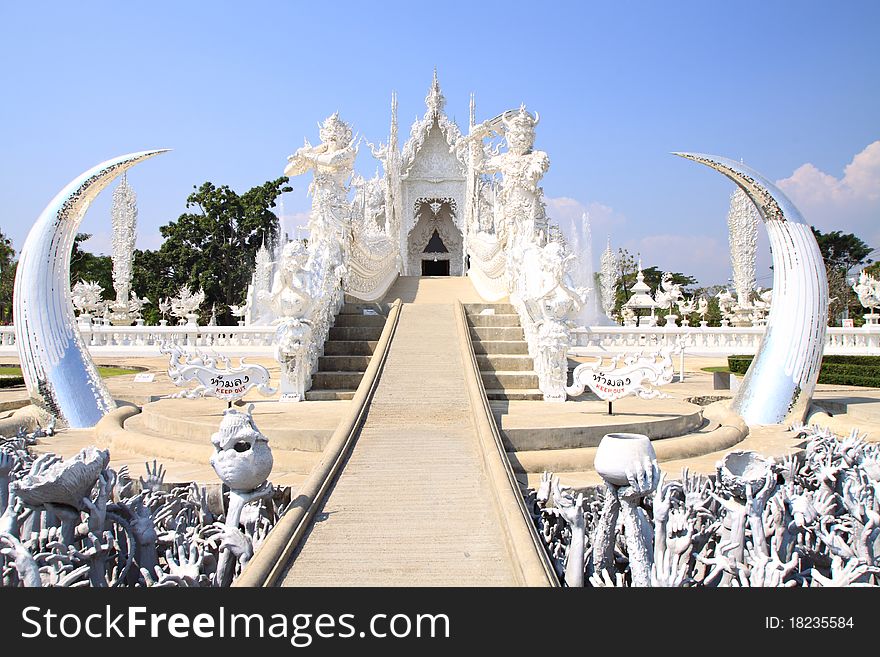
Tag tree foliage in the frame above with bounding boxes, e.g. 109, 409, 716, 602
611, 248, 698, 323
0, 230, 16, 324
70, 234, 113, 296
811, 227, 874, 324
132, 177, 291, 324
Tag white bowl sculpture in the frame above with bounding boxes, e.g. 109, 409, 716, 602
717, 450, 772, 499
593, 433, 656, 486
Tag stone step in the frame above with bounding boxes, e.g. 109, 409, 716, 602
471, 340, 530, 355
466, 314, 522, 328
469, 326, 524, 341
329, 326, 384, 341
485, 389, 544, 401
464, 303, 516, 314
480, 371, 540, 389
341, 301, 385, 315
305, 390, 356, 401
322, 340, 378, 356
311, 371, 365, 390
476, 354, 535, 371
318, 355, 371, 372
332, 313, 387, 328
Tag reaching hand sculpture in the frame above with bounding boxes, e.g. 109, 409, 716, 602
528, 423, 880, 587
0, 423, 287, 588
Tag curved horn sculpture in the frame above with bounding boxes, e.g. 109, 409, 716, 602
532, 110, 540, 127
674, 152, 827, 425
13, 150, 169, 427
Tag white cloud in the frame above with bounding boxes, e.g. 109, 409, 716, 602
777, 140, 880, 251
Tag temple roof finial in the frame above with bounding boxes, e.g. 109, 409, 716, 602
425, 67, 446, 116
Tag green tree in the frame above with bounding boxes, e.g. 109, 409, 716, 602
70, 233, 113, 297
0, 230, 16, 324
811, 228, 873, 324
132, 177, 291, 324
612, 248, 698, 324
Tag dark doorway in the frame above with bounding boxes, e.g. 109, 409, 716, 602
422, 259, 450, 276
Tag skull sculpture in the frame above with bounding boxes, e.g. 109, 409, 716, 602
209, 406, 273, 492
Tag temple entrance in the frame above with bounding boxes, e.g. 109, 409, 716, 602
421, 259, 450, 276
406, 198, 463, 276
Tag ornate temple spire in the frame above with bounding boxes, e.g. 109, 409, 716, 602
425, 67, 446, 116
110, 172, 137, 304
727, 187, 758, 305
599, 237, 618, 319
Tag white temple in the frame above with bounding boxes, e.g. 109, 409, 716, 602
241, 71, 588, 401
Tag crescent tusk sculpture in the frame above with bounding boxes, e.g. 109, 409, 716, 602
13, 150, 169, 428
674, 152, 828, 425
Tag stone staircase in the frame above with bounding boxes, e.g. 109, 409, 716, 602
464, 303, 542, 401
305, 301, 387, 401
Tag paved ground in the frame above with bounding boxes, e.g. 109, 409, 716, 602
280, 303, 518, 586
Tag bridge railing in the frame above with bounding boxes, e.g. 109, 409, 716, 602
569, 324, 880, 355
2, 323, 878, 357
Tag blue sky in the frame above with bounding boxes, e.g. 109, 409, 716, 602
1, 0, 878, 286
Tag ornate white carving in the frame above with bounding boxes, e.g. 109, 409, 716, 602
71, 280, 105, 320
599, 238, 618, 320
108, 173, 138, 325
169, 285, 205, 326
566, 348, 675, 402
727, 187, 759, 307
161, 342, 276, 401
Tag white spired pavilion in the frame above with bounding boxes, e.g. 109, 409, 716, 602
240, 71, 588, 401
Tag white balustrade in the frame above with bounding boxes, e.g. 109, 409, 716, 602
570, 324, 880, 356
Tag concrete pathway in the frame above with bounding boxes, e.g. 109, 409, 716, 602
280, 303, 518, 586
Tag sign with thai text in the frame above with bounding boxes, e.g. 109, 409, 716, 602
566, 348, 675, 402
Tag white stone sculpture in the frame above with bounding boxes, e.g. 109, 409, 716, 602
70, 280, 106, 323
654, 272, 684, 326
170, 285, 205, 326
678, 297, 696, 326
624, 268, 658, 326
161, 343, 276, 401
471, 105, 550, 248
716, 288, 736, 326
210, 407, 274, 492
566, 347, 675, 411
727, 187, 758, 308
261, 240, 315, 401
158, 296, 171, 326
229, 300, 250, 326
853, 270, 880, 326
599, 238, 618, 321
127, 291, 150, 323
697, 296, 709, 327
285, 112, 358, 267
108, 174, 138, 325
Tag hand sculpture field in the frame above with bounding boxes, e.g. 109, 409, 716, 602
530, 424, 880, 587
0, 428, 287, 587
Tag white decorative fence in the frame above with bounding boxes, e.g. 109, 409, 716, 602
570, 325, 880, 356
1, 323, 878, 359
0, 325, 277, 357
